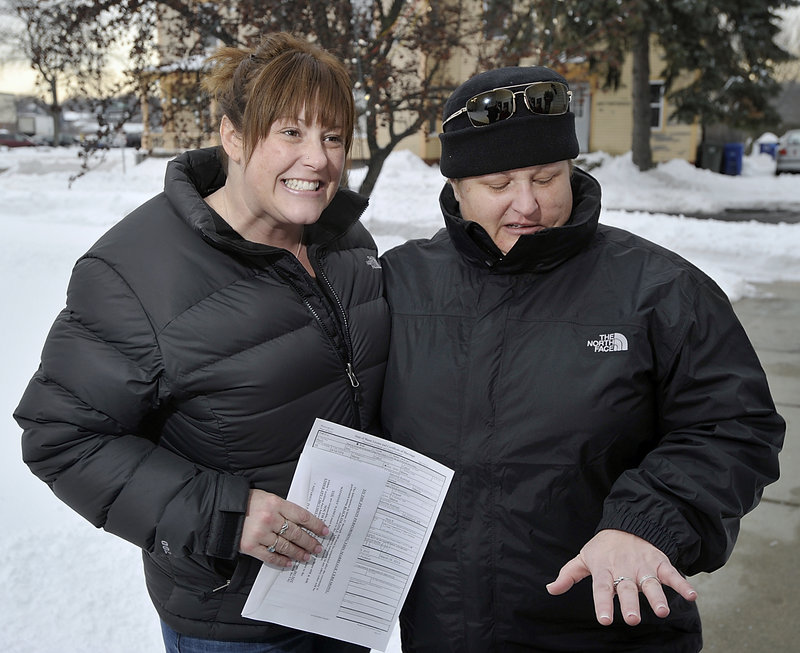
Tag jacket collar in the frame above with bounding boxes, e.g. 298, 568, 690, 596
440, 166, 602, 274
164, 147, 369, 256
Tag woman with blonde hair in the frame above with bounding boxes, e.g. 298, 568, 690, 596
16, 33, 387, 652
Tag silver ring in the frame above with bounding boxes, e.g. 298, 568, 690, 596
613, 576, 635, 590
267, 535, 280, 554
638, 574, 660, 587
278, 520, 290, 536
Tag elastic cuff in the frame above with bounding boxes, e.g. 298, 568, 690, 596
206, 474, 250, 559
596, 510, 680, 564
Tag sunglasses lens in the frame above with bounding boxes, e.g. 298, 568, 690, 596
525, 82, 570, 115
451, 82, 571, 128
465, 88, 515, 126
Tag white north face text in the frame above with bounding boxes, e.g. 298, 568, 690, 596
587, 332, 629, 352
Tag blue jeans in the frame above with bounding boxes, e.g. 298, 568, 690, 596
160, 621, 369, 653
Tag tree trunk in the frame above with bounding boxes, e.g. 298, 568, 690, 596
48, 77, 61, 147
356, 146, 393, 198
631, 26, 653, 171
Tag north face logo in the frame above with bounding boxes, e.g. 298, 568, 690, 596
365, 255, 382, 269
587, 332, 628, 352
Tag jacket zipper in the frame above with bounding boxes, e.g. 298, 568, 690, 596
316, 263, 359, 389
279, 253, 362, 427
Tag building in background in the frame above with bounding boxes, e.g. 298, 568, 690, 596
137, 2, 700, 166
0, 92, 18, 131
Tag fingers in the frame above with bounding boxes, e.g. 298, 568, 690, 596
546, 556, 590, 596
277, 519, 327, 558
619, 567, 697, 622
262, 527, 318, 565
609, 576, 641, 626
657, 565, 698, 603
596, 569, 697, 626
240, 490, 330, 567
638, 573, 669, 618
545, 530, 698, 627
280, 501, 330, 539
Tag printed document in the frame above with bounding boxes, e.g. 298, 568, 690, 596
242, 418, 454, 651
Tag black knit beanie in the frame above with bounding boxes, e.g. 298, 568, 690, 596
439, 66, 579, 179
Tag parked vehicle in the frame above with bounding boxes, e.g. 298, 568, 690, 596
775, 129, 800, 175
33, 134, 79, 147
0, 130, 37, 148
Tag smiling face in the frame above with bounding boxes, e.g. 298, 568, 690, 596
450, 161, 573, 254
240, 107, 345, 228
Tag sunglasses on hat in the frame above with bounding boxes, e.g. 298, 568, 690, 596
442, 81, 572, 128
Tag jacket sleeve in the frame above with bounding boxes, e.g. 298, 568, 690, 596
597, 274, 785, 575
14, 255, 250, 560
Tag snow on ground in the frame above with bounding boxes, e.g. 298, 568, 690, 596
1, 143, 799, 652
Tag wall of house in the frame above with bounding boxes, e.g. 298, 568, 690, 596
358, 34, 701, 167
0, 93, 17, 130
587, 41, 699, 163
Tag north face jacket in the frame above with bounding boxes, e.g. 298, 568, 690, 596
380, 168, 784, 653
15, 147, 390, 641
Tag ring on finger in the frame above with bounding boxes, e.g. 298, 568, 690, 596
267, 535, 281, 554
613, 576, 635, 590
278, 520, 290, 536
638, 574, 660, 588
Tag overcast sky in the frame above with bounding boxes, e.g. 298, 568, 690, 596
1, 7, 798, 97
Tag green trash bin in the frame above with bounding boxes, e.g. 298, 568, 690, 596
698, 143, 723, 172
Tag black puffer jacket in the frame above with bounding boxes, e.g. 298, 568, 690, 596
380, 168, 784, 652
15, 147, 390, 640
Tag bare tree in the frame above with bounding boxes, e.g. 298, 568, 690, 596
23, 1, 482, 195
10, 0, 117, 147
333, 0, 474, 195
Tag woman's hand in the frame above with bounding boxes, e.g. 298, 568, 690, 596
239, 489, 330, 567
546, 529, 697, 625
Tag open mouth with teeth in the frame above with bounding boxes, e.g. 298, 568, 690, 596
283, 178, 322, 191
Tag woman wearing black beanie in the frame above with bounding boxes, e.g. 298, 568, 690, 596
380, 65, 784, 652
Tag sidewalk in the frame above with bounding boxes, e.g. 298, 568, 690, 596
692, 280, 800, 651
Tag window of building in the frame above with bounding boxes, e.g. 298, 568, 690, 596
650, 81, 665, 130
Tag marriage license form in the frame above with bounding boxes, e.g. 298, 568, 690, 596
242, 419, 454, 651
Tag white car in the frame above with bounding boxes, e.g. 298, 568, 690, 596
775, 129, 800, 175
